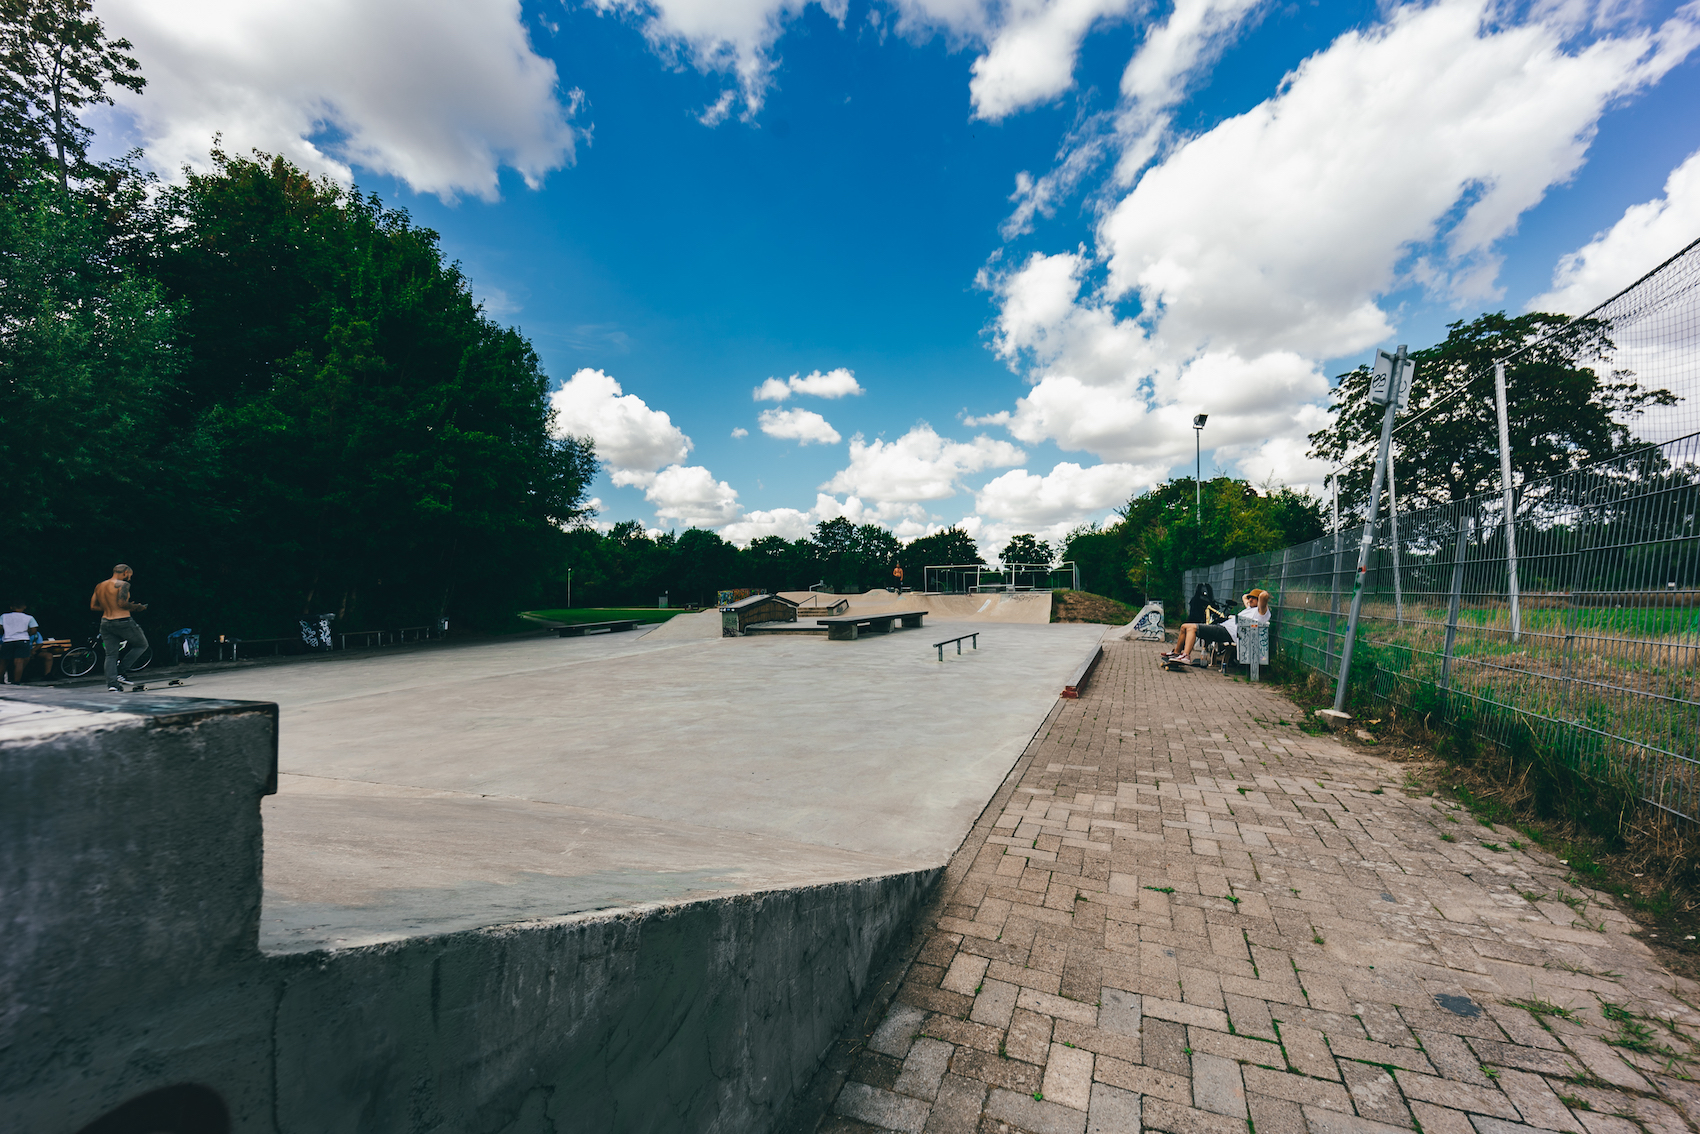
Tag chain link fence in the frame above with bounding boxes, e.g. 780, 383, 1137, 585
1186, 237, 1700, 823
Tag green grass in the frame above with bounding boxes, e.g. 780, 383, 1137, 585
524, 607, 685, 625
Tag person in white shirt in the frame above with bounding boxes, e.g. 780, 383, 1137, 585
2, 603, 42, 685
1163, 589, 1271, 665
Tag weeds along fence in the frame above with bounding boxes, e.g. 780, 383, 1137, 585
1186, 238, 1700, 824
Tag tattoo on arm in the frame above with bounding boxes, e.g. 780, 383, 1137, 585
117, 581, 131, 609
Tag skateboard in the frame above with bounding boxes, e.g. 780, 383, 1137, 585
126, 677, 191, 692
1159, 654, 1191, 672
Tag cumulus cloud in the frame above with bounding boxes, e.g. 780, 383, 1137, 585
974, 461, 1157, 528
758, 407, 843, 445
1530, 147, 1700, 314
641, 465, 744, 528
98, 0, 581, 200
967, 0, 1136, 121
549, 368, 692, 478
752, 367, 865, 401
823, 424, 1024, 502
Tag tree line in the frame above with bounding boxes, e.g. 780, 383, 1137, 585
3, 0, 595, 639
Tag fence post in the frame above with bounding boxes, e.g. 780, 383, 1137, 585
1439, 512, 1473, 692
1494, 360, 1523, 643
1333, 347, 1404, 713
1388, 447, 1404, 625
1328, 475, 1342, 680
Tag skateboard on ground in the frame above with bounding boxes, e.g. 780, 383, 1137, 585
126, 677, 190, 691
1159, 654, 1191, 672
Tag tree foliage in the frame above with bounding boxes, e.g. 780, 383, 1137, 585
0, 0, 142, 190
1308, 311, 1675, 519
1000, 533, 1052, 567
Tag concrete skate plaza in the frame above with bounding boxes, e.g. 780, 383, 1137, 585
178, 617, 1106, 951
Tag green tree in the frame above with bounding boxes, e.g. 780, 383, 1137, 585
1308, 311, 1676, 519
897, 527, 982, 590
0, 0, 143, 191
1000, 533, 1052, 567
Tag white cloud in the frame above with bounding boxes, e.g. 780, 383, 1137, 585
642, 464, 744, 528
98, 0, 580, 200
1530, 147, 1700, 314
758, 407, 843, 445
549, 368, 692, 477
731, 427, 750, 438
721, 507, 815, 543
752, 367, 865, 401
590, 0, 846, 121
974, 461, 1157, 527
1099, 1, 1700, 362
968, 0, 1136, 121
824, 424, 1024, 502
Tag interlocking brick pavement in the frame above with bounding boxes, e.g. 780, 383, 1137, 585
808, 639, 1700, 1134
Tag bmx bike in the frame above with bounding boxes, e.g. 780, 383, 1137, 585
58, 624, 154, 679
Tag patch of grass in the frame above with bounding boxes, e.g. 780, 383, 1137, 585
1506, 997, 1576, 1022
1439, 833, 1457, 843
1145, 886, 1176, 895
1482, 842, 1504, 852
1223, 895, 1242, 905
1520, 891, 1548, 904
1313, 934, 1325, 945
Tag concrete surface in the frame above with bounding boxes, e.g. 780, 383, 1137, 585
164, 621, 1104, 951
778, 589, 1055, 623
0, 689, 943, 1131
806, 640, 1700, 1134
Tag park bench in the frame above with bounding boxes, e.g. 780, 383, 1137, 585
556, 619, 642, 638
816, 611, 925, 641
933, 632, 978, 661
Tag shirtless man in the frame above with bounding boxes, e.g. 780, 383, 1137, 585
90, 564, 149, 691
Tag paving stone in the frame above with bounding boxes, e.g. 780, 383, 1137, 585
927, 1013, 1007, 1055
944, 953, 993, 997
1045, 1043, 1096, 1111
1494, 1069, 1583, 1134
1142, 1017, 1193, 1077
1020, 988, 1102, 1027
1099, 987, 1141, 1038
1224, 991, 1276, 1040
1086, 1082, 1141, 1134
1007, 1007, 1055, 1065
1391, 1071, 1518, 1119
951, 1047, 1043, 1094
1093, 1057, 1193, 1104
1468, 1117, 1568, 1134
872, 1004, 931, 1059
1277, 1022, 1337, 1079
1304, 1104, 1420, 1134
1574, 1114, 1641, 1134
1190, 1052, 1247, 1119
1555, 1033, 1650, 1092
1142, 1098, 1246, 1134
971, 980, 1021, 1030
1339, 1060, 1413, 1128
1241, 1065, 1352, 1111
836, 1081, 932, 1133
897, 1039, 957, 1103
924, 1074, 988, 1134
1249, 1093, 1308, 1134
1188, 1026, 1284, 1068
1465, 1041, 1580, 1078
1411, 1102, 1478, 1134
1413, 1029, 1498, 1087
1627, 1098, 1690, 1134
985, 1087, 1089, 1134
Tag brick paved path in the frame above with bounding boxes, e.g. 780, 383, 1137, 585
816, 639, 1700, 1134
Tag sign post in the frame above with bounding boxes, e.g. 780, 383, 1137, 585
1331, 345, 1414, 714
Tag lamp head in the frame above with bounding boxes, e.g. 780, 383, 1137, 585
1193, 413, 1208, 429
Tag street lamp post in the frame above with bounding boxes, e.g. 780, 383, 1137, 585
567, 567, 573, 611
1192, 414, 1208, 523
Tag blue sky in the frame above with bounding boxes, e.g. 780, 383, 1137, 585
99, 0, 1700, 555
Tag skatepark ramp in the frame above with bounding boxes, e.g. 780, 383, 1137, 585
0, 691, 935, 1132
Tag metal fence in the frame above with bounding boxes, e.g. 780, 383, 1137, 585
1185, 238, 1700, 823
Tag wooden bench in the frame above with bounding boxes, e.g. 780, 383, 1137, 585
556, 619, 642, 638
816, 611, 925, 641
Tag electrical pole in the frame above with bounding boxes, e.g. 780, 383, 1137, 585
1331, 345, 1413, 714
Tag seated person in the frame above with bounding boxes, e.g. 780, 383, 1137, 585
3, 602, 41, 685
1163, 589, 1271, 665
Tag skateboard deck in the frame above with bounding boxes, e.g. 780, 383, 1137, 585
1160, 655, 1190, 671
127, 677, 190, 691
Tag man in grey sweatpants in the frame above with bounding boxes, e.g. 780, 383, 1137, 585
90, 564, 150, 691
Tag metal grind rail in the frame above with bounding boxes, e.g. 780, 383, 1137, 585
934, 633, 979, 661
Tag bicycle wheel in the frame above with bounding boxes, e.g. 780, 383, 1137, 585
60, 647, 98, 678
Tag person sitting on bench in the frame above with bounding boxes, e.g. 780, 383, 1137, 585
1163, 589, 1270, 665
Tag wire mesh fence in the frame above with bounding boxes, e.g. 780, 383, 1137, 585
1185, 237, 1700, 823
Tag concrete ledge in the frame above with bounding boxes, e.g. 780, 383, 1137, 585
1061, 640, 1105, 699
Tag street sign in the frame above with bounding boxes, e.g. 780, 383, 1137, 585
1369, 349, 1415, 409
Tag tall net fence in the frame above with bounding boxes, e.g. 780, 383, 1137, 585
1185, 238, 1700, 822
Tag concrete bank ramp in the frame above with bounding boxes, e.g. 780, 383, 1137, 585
776, 589, 1053, 623
640, 606, 724, 639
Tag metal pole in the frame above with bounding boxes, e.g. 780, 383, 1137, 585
1494, 361, 1522, 643
568, 568, 573, 611
1439, 513, 1473, 692
1388, 446, 1404, 625
1332, 345, 1406, 713
1195, 427, 1202, 523
1328, 474, 1342, 679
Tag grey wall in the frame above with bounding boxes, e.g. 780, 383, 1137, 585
0, 692, 937, 1134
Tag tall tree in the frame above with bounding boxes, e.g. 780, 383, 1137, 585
1000, 534, 1052, 567
0, 0, 143, 191
1308, 312, 1675, 519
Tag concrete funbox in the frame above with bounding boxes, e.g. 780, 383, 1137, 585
0, 691, 935, 1133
